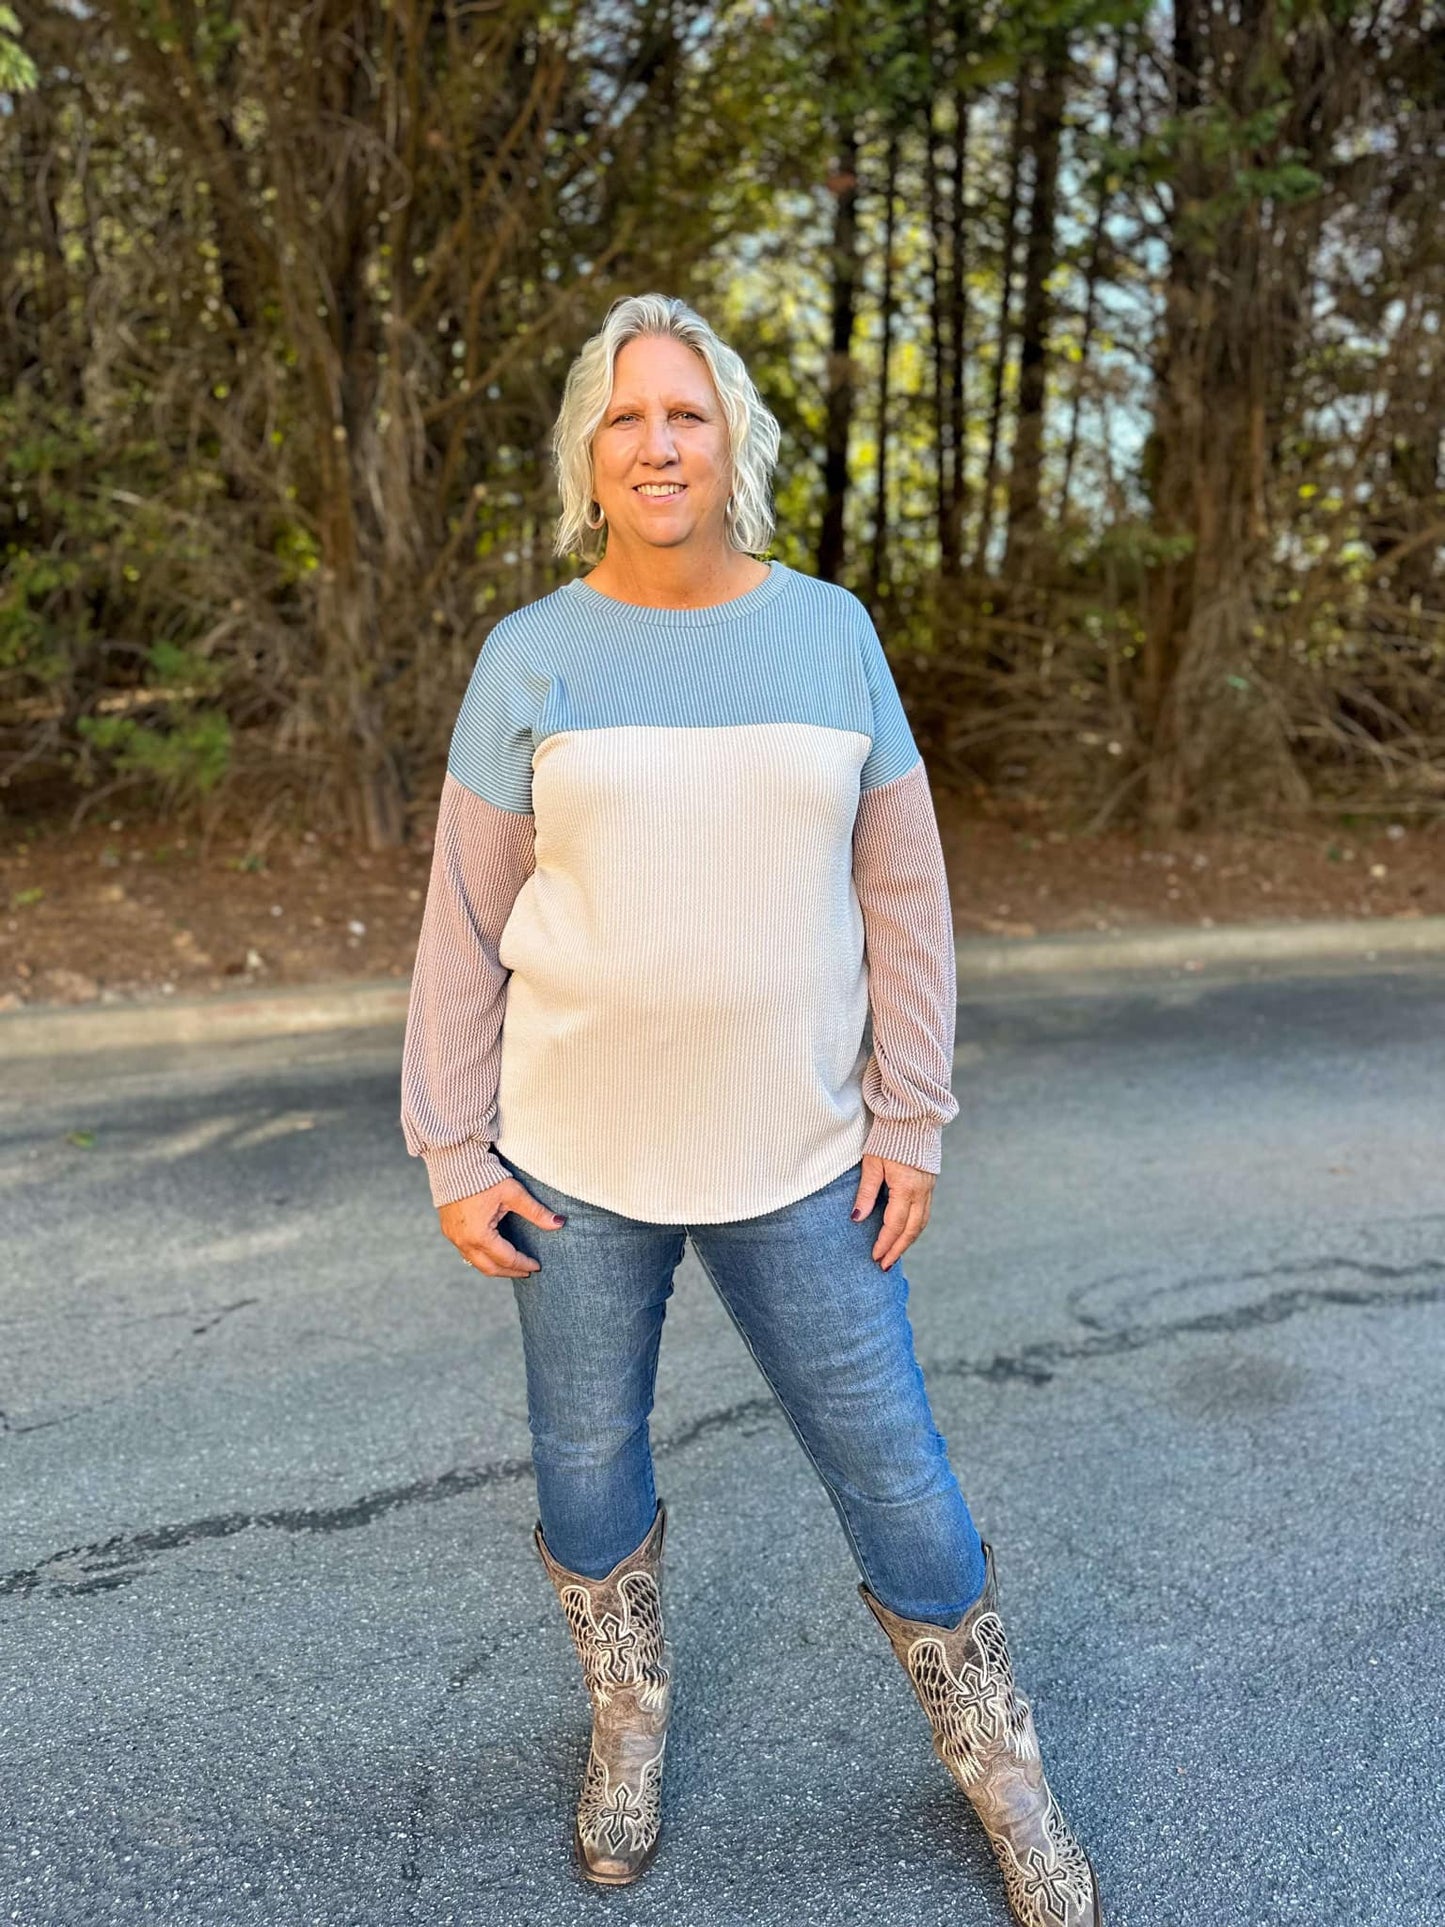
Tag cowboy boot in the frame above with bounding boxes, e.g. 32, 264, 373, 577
534, 1502, 673, 1886
861, 1543, 1102, 1927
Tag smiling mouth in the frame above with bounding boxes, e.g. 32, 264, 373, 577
634, 483, 687, 497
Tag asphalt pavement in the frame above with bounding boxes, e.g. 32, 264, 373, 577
2, 956, 1442, 1926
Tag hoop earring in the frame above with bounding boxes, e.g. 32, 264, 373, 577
584, 499, 606, 531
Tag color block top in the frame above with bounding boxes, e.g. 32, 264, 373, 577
400, 559, 960, 1221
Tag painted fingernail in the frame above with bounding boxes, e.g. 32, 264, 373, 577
551, 1214, 565, 1226
850, 1208, 862, 1221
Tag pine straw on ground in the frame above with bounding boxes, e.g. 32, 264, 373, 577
2, 790, 1442, 1010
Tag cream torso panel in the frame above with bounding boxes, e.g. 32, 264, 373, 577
494, 722, 873, 1221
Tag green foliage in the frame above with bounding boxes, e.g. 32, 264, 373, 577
0, 0, 1436, 835
1093, 522, 1197, 572
144, 640, 227, 698
0, 4, 37, 94
0, 551, 83, 678
71, 638, 233, 800
76, 709, 232, 796
273, 522, 321, 582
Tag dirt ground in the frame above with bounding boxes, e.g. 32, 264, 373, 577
1, 787, 1442, 1011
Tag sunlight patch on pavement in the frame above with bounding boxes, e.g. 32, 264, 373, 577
227, 1111, 318, 1150
181, 1222, 308, 1266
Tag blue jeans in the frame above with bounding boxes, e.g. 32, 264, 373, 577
499, 1154, 987, 1626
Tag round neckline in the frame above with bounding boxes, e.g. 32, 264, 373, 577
564, 558, 788, 627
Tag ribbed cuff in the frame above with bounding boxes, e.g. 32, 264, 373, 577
862, 1115, 944, 1174
423, 1137, 510, 1208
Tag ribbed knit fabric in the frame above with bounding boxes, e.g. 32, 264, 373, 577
853, 758, 960, 1172
401, 778, 535, 1205
400, 560, 960, 1218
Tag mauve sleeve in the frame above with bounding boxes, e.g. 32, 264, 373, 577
852, 756, 961, 1173
400, 771, 536, 1207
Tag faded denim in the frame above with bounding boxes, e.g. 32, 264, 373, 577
499, 1154, 987, 1626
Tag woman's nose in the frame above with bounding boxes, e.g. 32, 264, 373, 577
639, 413, 679, 463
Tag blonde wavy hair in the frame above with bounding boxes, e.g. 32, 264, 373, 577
551, 293, 782, 563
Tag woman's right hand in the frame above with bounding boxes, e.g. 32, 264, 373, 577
438, 1179, 566, 1279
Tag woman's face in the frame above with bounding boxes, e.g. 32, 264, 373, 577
589, 334, 733, 557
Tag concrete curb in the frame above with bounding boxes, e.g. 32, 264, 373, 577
3, 916, 1444, 1060
949, 913, 1445, 978
0, 978, 412, 1061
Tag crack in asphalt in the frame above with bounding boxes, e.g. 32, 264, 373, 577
955, 1254, 1445, 1387
5, 1297, 261, 1437
0, 1454, 537, 1600
398, 1622, 541, 1893
191, 1297, 260, 1339
1066, 1248, 1445, 1330
2, 1257, 1440, 1603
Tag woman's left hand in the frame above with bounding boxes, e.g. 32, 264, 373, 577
851, 1154, 936, 1271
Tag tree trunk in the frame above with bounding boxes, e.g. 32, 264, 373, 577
867, 124, 901, 621
1139, 0, 1323, 830
1058, 35, 1124, 527
921, 0, 955, 577
973, 74, 1028, 574
1003, 27, 1068, 582
944, 57, 970, 572
817, 114, 861, 583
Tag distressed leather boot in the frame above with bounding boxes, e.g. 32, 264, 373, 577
534, 1502, 672, 1886
861, 1543, 1102, 1926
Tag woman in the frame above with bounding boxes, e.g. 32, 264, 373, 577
400, 293, 1101, 1926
